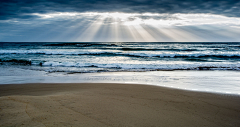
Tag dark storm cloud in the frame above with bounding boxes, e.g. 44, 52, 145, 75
0, 0, 240, 20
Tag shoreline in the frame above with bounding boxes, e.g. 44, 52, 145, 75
1, 83, 240, 127
1, 70, 240, 95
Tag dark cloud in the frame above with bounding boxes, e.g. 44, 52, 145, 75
0, 0, 240, 20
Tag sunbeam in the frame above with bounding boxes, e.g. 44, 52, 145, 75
75, 15, 104, 42
2, 12, 240, 42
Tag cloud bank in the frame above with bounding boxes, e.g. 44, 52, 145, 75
1, 0, 240, 20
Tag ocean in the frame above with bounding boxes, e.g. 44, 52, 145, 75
0, 42, 240, 94
1, 42, 240, 72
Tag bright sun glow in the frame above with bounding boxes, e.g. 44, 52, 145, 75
32, 12, 240, 27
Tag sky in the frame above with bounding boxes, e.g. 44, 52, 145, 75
0, 0, 240, 42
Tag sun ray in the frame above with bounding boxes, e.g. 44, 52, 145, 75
125, 25, 139, 42
131, 24, 157, 42
92, 18, 112, 42
113, 16, 120, 42
26, 12, 240, 42
143, 25, 175, 42
50, 19, 91, 42
126, 25, 145, 42
33, 19, 79, 41
75, 15, 105, 42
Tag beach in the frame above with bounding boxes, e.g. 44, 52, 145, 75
1, 1, 240, 126
1, 83, 240, 127
1, 42, 240, 126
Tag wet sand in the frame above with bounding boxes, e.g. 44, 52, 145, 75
0, 83, 240, 127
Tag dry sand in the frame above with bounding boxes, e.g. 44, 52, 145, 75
0, 83, 240, 127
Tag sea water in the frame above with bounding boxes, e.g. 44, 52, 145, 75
0, 42, 240, 94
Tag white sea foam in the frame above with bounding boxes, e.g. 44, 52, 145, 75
1, 50, 240, 58
40, 61, 240, 71
118, 52, 240, 57
0, 50, 109, 55
42, 62, 86, 67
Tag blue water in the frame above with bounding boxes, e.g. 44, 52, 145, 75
0, 42, 240, 73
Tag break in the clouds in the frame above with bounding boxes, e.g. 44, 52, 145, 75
0, 0, 240, 42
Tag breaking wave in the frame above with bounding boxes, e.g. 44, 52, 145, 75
0, 50, 240, 58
